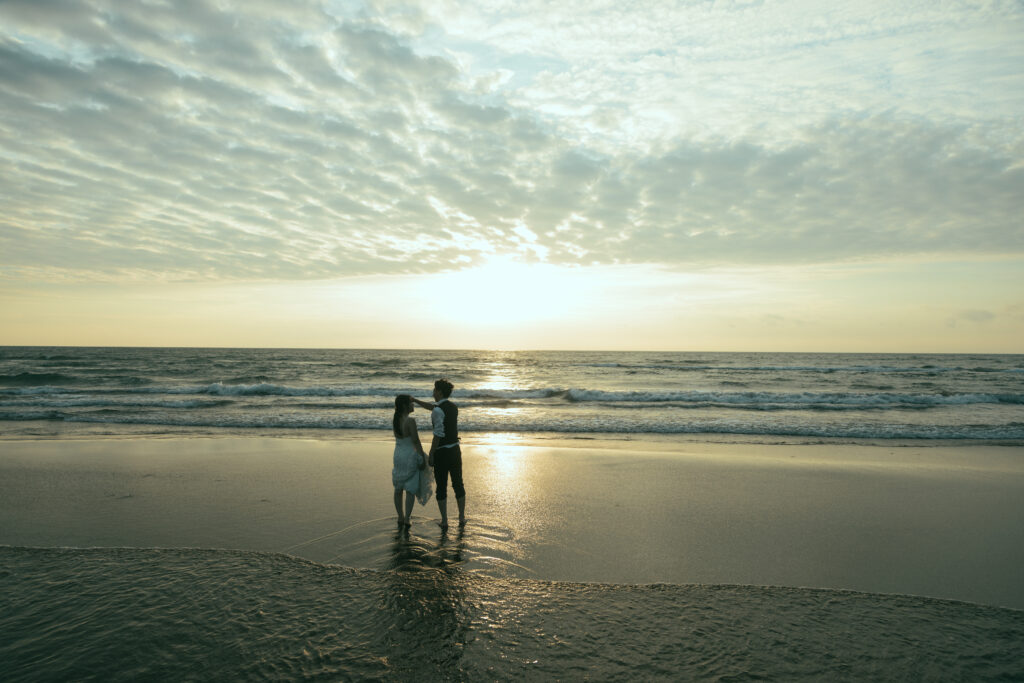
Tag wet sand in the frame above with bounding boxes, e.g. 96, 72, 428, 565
1, 435, 1022, 609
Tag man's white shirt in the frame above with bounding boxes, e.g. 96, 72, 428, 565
431, 398, 457, 450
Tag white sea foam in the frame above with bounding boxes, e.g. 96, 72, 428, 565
578, 362, 969, 374
2, 397, 230, 409
4, 410, 1022, 440
565, 388, 1024, 407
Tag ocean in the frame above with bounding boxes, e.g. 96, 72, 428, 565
3, 347, 1023, 680
2, 346, 1023, 443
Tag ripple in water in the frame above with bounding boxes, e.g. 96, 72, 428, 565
2, 546, 1022, 681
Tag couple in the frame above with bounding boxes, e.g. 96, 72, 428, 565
392, 378, 466, 531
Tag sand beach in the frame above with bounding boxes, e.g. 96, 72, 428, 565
3, 433, 1024, 679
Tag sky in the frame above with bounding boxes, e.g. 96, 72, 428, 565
1, 0, 1022, 352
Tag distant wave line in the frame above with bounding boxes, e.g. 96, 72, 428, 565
565, 389, 1024, 407
3, 384, 1023, 408
2, 411, 1022, 440
578, 363, 1024, 374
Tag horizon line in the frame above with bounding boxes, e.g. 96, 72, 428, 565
1, 344, 1020, 356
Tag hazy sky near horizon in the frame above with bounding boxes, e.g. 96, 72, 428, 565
1, 0, 1022, 351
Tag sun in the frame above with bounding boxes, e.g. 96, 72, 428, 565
436, 257, 590, 328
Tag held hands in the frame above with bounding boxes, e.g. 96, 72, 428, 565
418, 451, 427, 470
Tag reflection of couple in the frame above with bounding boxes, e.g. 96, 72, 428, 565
392, 378, 466, 531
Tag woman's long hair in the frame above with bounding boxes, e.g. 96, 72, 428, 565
393, 394, 412, 438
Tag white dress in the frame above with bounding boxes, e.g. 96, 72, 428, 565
392, 436, 433, 505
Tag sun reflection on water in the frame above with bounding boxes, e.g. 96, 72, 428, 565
474, 441, 535, 533
462, 356, 551, 553
474, 407, 528, 422
476, 443, 525, 480
470, 432, 529, 447
475, 352, 526, 393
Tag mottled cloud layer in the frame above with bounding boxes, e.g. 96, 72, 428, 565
1, 0, 1021, 282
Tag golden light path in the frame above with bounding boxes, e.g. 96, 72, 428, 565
467, 352, 531, 483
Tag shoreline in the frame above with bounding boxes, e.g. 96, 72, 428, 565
2, 545, 1019, 615
3, 420, 1023, 450
2, 433, 1023, 610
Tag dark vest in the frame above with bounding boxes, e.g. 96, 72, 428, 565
438, 400, 459, 448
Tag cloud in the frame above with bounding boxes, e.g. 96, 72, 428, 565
0, 0, 1022, 284
398, 0, 1024, 144
947, 309, 996, 327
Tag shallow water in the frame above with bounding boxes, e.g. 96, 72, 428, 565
3, 436, 1023, 611
2, 546, 1022, 681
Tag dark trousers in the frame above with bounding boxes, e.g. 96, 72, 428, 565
433, 445, 465, 501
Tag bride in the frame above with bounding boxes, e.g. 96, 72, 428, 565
392, 394, 432, 528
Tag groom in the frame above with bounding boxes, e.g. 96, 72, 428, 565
413, 378, 465, 529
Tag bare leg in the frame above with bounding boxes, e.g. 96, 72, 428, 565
403, 490, 415, 526
394, 488, 404, 526
456, 496, 466, 526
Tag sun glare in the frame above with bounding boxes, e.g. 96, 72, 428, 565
436, 257, 588, 328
